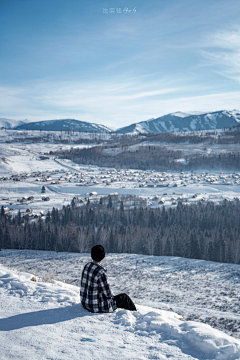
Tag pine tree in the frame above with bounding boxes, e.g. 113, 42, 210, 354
17, 210, 21, 225
0, 225, 3, 249
3, 226, 10, 249
155, 233, 162, 256
219, 227, 226, 263
120, 201, 127, 226
212, 238, 220, 262
208, 241, 213, 260
164, 237, 172, 256
71, 198, 76, 209
148, 210, 156, 228
31, 223, 37, 250
107, 196, 112, 208
46, 211, 51, 223
189, 231, 201, 259
52, 208, 59, 225
173, 233, 182, 257
108, 228, 114, 252
1, 206, 5, 218
26, 223, 32, 249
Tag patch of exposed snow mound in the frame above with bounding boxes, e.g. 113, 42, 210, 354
0, 265, 78, 304
1, 264, 240, 360
114, 306, 240, 360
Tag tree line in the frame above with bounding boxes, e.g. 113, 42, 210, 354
51, 144, 240, 171
1, 196, 240, 264
144, 127, 240, 144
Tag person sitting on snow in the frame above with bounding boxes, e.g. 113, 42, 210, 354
80, 245, 136, 313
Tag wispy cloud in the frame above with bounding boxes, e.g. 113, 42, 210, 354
0, 79, 182, 124
200, 27, 240, 83
0, 79, 239, 127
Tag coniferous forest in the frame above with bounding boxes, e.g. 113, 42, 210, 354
52, 143, 240, 172
1, 196, 240, 265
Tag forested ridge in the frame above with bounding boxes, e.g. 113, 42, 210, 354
52, 144, 240, 172
1, 196, 240, 264
46, 126, 240, 172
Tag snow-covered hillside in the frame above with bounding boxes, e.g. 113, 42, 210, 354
1, 254, 240, 360
14, 119, 112, 133
116, 110, 240, 134
2, 251, 240, 338
0, 118, 27, 129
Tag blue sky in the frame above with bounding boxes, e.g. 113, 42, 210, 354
0, 0, 240, 128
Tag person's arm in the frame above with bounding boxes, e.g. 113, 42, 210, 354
98, 271, 114, 299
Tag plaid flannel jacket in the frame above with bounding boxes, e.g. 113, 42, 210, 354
80, 260, 117, 313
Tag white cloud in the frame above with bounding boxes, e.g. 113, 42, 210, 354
0, 79, 239, 127
0, 79, 181, 121
200, 27, 240, 83
154, 91, 240, 115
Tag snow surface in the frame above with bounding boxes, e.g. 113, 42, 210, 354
2, 251, 240, 338
0, 118, 30, 129
119, 110, 240, 134
1, 254, 240, 360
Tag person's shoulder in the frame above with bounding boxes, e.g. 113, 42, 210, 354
92, 261, 107, 277
83, 261, 92, 269
96, 265, 107, 279
84, 261, 104, 274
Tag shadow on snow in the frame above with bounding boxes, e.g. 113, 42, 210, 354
0, 304, 96, 331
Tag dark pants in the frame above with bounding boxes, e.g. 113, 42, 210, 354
113, 293, 136, 311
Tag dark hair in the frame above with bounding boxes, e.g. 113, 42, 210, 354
91, 245, 105, 262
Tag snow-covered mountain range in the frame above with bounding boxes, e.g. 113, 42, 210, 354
2, 110, 240, 133
116, 110, 240, 134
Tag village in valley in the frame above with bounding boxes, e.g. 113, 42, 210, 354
1, 147, 240, 220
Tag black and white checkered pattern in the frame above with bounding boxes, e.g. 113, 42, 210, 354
80, 260, 117, 313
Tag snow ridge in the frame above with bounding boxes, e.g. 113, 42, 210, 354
117, 110, 240, 134
0, 118, 28, 129
13, 119, 112, 133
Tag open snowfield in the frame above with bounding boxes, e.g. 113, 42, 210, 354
2, 251, 240, 360
2, 251, 240, 339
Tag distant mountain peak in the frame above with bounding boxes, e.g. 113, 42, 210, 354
116, 110, 240, 134
0, 118, 28, 129
13, 118, 112, 133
